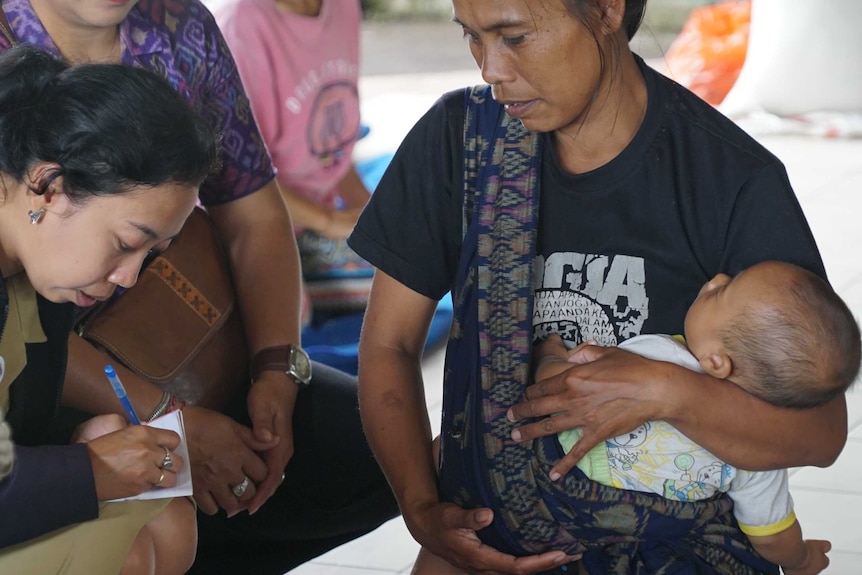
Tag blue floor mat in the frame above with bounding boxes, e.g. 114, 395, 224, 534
302, 295, 453, 376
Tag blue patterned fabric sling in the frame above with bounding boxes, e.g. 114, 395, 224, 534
436, 85, 777, 574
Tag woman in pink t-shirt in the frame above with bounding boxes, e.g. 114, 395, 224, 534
215, 0, 374, 317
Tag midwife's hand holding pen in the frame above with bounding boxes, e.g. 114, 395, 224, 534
73, 366, 185, 501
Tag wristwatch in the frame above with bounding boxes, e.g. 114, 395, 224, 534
251, 344, 312, 388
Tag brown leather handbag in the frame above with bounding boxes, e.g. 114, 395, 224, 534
76, 208, 249, 411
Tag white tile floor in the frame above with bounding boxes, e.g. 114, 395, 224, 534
289, 61, 862, 575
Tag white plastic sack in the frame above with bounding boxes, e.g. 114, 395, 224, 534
720, 0, 862, 117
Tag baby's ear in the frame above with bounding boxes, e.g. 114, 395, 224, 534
699, 352, 732, 380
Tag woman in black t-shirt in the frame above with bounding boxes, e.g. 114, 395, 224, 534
348, 0, 843, 573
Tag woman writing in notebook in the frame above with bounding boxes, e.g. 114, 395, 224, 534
0, 44, 218, 575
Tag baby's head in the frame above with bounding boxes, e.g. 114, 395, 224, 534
685, 261, 861, 408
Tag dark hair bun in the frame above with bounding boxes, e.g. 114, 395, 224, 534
0, 45, 67, 176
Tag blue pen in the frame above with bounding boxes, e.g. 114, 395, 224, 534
104, 365, 141, 425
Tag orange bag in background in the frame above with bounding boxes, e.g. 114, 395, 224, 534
664, 0, 750, 106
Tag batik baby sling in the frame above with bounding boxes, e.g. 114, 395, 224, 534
436, 85, 777, 574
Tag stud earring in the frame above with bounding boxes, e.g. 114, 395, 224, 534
28, 208, 45, 225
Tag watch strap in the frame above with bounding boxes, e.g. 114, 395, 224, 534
251, 345, 310, 387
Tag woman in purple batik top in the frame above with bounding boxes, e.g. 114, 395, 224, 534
0, 0, 397, 572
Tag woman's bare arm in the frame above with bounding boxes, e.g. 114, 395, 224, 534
508, 346, 846, 479
360, 272, 573, 574
358, 271, 439, 517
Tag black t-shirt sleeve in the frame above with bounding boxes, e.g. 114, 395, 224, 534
348, 90, 466, 300
720, 160, 826, 280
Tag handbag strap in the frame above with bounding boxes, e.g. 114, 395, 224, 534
0, 4, 15, 47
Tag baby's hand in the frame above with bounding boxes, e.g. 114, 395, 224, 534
533, 334, 572, 382
534, 334, 568, 356
566, 339, 599, 361
534, 335, 600, 382
783, 539, 831, 575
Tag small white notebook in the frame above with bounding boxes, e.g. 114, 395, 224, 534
109, 410, 194, 501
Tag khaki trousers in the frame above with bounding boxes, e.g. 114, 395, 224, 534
0, 499, 168, 575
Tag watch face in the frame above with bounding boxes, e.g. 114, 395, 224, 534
290, 346, 312, 383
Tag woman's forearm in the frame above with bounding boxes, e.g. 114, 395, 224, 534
208, 180, 302, 353
1, 445, 98, 548
358, 273, 442, 515
64, 333, 166, 420
660, 363, 846, 469
358, 343, 439, 514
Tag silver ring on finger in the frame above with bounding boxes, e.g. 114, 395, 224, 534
231, 475, 250, 497
160, 446, 174, 470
